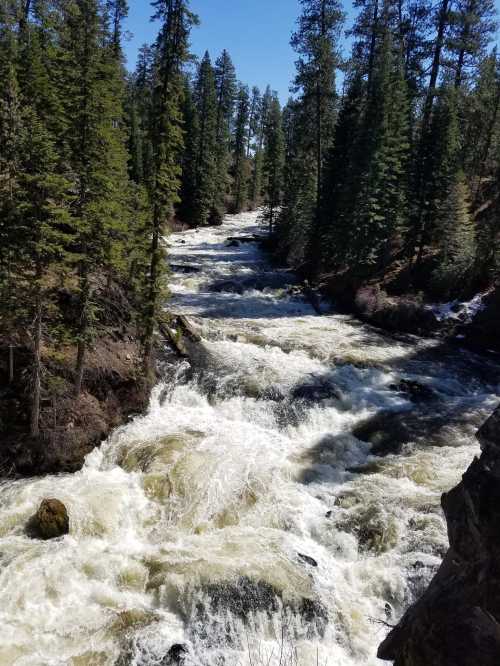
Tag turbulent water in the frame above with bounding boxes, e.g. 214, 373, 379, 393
1, 211, 500, 666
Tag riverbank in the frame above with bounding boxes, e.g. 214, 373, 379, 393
317, 269, 500, 355
0, 277, 155, 478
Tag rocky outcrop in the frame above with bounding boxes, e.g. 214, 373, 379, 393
378, 405, 500, 666
354, 286, 439, 335
27, 498, 69, 539
461, 286, 500, 353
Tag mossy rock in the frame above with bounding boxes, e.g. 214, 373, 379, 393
27, 498, 69, 540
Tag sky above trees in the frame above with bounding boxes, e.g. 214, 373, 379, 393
124, 0, 356, 102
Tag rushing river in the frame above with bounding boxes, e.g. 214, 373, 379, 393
1, 211, 499, 666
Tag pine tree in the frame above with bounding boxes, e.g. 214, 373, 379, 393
446, 0, 496, 88
315, 72, 366, 270
178, 77, 199, 224
190, 51, 219, 226
214, 49, 237, 218
249, 84, 272, 208
246, 86, 261, 157
431, 170, 476, 296
350, 29, 411, 268
276, 99, 318, 267
410, 0, 453, 265
60, 0, 132, 394
232, 83, 250, 213
424, 85, 462, 248
143, 0, 196, 376
262, 94, 285, 234
16, 108, 73, 436
291, 0, 345, 207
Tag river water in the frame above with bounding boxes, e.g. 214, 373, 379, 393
1, 211, 499, 666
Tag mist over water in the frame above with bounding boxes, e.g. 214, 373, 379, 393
1, 211, 499, 666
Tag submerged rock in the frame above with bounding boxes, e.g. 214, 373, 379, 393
292, 380, 340, 403
352, 411, 410, 456
298, 553, 318, 568
389, 379, 436, 403
189, 576, 328, 644
160, 644, 188, 665
28, 498, 69, 540
378, 405, 500, 666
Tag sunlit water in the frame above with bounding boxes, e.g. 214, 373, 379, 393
1, 211, 499, 666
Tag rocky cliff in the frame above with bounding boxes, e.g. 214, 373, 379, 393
378, 405, 500, 666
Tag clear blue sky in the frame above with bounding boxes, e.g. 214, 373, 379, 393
124, 0, 500, 101
124, 0, 356, 102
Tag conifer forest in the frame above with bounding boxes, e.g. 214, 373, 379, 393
0, 1, 500, 665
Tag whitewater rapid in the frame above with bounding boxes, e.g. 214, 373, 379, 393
0, 210, 499, 666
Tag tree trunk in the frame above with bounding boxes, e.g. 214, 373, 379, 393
74, 270, 89, 397
454, 0, 475, 89
367, 0, 380, 95
143, 210, 160, 379
30, 279, 42, 438
412, 0, 450, 267
9, 345, 14, 384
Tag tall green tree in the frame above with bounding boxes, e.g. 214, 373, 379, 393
431, 170, 476, 295
214, 49, 237, 219
291, 0, 345, 207
190, 51, 219, 226
232, 83, 250, 212
350, 29, 411, 268
143, 0, 196, 376
249, 84, 272, 208
262, 94, 285, 235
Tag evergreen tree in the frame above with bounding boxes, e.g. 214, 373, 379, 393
16, 109, 73, 436
0, 42, 23, 335
431, 170, 476, 295
446, 0, 497, 88
291, 0, 345, 207
232, 83, 250, 212
178, 77, 199, 224
422, 85, 461, 253
276, 99, 318, 267
249, 84, 272, 208
143, 0, 196, 376
246, 85, 261, 157
60, 0, 132, 394
214, 49, 237, 218
350, 29, 411, 268
190, 51, 219, 226
315, 72, 366, 270
262, 94, 285, 234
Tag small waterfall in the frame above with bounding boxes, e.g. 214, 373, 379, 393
0, 211, 499, 666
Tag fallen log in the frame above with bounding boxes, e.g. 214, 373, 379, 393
160, 315, 202, 358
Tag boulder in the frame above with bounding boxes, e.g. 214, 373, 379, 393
160, 644, 188, 665
28, 498, 69, 539
298, 553, 318, 568
389, 379, 436, 403
378, 404, 500, 666
461, 286, 500, 353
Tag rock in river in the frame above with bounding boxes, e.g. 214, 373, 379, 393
378, 405, 500, 666
28, 498, 69, 540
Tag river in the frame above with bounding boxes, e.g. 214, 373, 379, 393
1, 211, 499, 666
